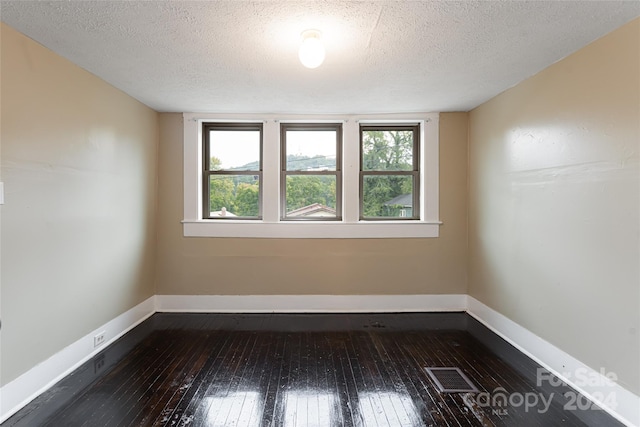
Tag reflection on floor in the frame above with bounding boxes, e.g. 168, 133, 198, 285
2, 313, 622, 427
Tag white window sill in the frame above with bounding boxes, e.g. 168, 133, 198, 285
182, 220, 442, 239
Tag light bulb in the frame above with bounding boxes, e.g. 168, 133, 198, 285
299, 30, 325, 69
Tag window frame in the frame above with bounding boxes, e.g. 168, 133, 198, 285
182, 113, 441, 239
202, 122, 263, 220
359, 124, 420, 221
280, 122, 343, 221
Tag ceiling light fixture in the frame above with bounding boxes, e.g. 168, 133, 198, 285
298, 29, 325, 69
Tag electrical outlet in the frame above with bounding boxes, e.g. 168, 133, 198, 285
93, 331, 106, 348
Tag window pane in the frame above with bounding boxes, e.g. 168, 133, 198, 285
362, 129, 414, 171
285, 130, 337, 171
208, 175, 260, 217
285, 175, 337, 218
209, 130, 260, 171
362, 175, 414, 218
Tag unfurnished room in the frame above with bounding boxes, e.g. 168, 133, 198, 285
0, 1, 638, 426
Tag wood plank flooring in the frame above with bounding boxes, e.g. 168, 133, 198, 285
3, 313, 622, 427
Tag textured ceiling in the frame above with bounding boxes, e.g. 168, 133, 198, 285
1, 1, 638, 114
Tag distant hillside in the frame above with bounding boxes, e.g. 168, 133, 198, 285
231, 154, 336, 171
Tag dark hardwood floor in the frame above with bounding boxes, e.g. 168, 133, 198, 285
3, 313, 622, 427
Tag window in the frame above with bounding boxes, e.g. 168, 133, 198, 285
183, 113, 440, 238
360, 125, 419, 220
202, 123, 262, 219
280, 123, 342, 221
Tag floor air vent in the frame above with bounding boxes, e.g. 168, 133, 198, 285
425, 367, 478, 393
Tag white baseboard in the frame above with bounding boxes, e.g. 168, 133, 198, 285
0, 296, 156, 424
3, 294, 638, 427
155, 294, 467, 313
467, 296, 639, 427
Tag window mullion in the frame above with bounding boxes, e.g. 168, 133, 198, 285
262, 120, 279, 222
343, 119, 359, 223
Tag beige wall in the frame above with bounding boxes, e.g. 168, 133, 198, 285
0, 23, 159, 385
156, 112, 468, 295
469, 18, 639, 395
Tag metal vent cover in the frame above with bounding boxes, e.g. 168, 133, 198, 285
425, 367, 478, 393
